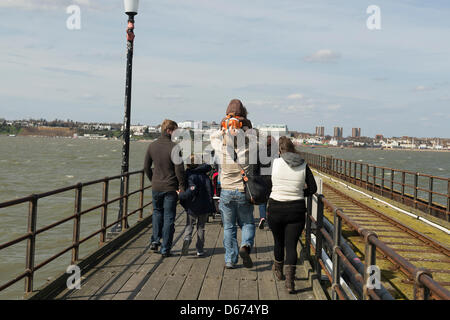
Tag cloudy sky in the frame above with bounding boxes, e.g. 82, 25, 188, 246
0, 0, 449, 138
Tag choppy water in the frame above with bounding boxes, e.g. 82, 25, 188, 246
0, 137, 449, 299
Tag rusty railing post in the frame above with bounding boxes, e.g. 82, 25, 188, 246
315, 194, 324, 281
305, 195, 313, 260
447, 179, 450, 222
428, 177, 433, 215
381, 168, 385, 197
363, 231, 378, 300
390, 169, 394, 199
139, 170, 145, 221
373, 166, 377, 193
100, 178, 109, 245
72, 183, 82, 264
332, 208, 342, 300
414, 173, 419, 209
25, 195, 38, 294
344, 160, 348, 181
366, 164, 369, 189
122, 173, 130, 231
401, 171, 406, 204
360, 163, 363, 186
414, 269, 432, 300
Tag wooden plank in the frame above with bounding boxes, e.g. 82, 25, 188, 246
112, 209, 187, 300
198, 227, 225, 300
90, 227, 157, 300
72, 208, 186, 300
58, 224, 153, 300
256, 228, 278, 300
238, 217, 258, 300
177, 221, 222, 300
219, 266, 240, 300
294, 256, 315, 300
134, 215, 187, 300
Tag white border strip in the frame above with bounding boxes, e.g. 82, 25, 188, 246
311, 234, 358, 300
314, 170, 450, 235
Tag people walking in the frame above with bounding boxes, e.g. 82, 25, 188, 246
210, 99, 256, 269
178, 155, 215, 257
144, 119, 186, 257
267, 136, 317, 293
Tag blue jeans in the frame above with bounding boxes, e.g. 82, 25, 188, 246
259, 203, 267, 219
151, 191, 178, 254
219, 189, 255, 264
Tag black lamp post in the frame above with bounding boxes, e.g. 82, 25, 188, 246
111, 0, 140, 234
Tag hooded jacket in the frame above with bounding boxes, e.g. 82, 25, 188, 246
269, 152, 317, 201
178, 164, 215, 215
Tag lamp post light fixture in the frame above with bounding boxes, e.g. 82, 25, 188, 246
110, 0, 140, 234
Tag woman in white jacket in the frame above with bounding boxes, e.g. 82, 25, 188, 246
267, 136, 317, 294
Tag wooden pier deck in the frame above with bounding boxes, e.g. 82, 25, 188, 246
54, 207, 324, 300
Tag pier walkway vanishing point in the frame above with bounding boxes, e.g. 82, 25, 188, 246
47, 207, 321, 301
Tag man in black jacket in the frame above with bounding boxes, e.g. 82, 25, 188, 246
144, 119, 186, 257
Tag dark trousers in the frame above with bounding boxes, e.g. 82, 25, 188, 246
184, 213, 208, 252
151, 191, 178, 254
267, 199, 306, 265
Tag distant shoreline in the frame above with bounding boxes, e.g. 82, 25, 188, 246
2, 134, 449, 152
300, 145, 450, 153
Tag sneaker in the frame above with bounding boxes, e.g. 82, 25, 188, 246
239, 245, 253, 268
196, 251, 205, 257
150, 242, 160, 252
225, 262, 235, 269
161, 252, 172, 258
258, 218, 265, 229
181, 239, 190, 256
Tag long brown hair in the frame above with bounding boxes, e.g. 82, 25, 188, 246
278, 136, 298, 154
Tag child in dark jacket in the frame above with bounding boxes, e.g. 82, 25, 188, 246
178, 157, 215, 256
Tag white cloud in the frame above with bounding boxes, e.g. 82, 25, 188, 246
154, 93, 183, 101
274, 104, 315, 114
0, 0, 99, 10
327, 104, 341, 111
286, 93, 304, 100
413, 85, 434, 92
304, 49, 341, 63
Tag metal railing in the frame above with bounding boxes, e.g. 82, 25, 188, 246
299, 152, 450, 221
304, 193, 450, 300
0, 170, 152, 296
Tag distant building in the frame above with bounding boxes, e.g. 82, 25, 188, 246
315, 126, 325, 137
129, 125, 148, 136
178, 120, 195, 129
333, 127, 343, 138
352, 128, 361, 138
256, 124, 288, 136
178, 120, 204, 130
375, 134, 384, 141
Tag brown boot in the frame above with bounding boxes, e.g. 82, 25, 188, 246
272, 260, 285, 280
284, 265, 296, 294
